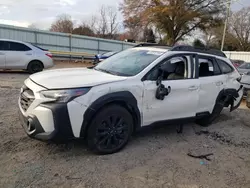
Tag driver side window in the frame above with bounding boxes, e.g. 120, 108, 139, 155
145, 55, 193, 81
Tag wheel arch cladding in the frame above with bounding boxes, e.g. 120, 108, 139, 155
216, 88, 239, 108
80, 91, 141, 138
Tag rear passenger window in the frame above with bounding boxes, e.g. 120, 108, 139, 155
198, 56, 221, 77
217, 59, 234, 74
6, 42, 31, 51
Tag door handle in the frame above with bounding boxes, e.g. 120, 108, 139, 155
0, 52, 5, 55
26, 53, 32, 55
216, 81, 223, 86
188, 86, 199, 91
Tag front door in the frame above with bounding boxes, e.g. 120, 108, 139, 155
4, 41, 32, 69
142, 54, 199, 126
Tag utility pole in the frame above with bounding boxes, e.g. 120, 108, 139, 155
221, 0, 232, 51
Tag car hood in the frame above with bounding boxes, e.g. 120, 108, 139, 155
29, 68, 127, 89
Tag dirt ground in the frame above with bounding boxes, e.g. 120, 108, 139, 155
1, 62, 250, 188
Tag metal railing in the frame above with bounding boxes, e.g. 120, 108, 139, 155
50, 50, 96, 61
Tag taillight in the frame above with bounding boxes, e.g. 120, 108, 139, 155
46, 53, 53, 58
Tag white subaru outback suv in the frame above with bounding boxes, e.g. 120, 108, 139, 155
18, 44, 243, 154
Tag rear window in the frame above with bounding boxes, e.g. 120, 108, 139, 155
217, 59, 234, 74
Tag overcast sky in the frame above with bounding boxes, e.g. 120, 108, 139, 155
0, 0, 248, 30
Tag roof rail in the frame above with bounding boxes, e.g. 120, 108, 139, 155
133, 43, 171, 49
170, 45, 226, 58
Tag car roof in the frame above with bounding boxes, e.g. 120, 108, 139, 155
0, 38, 28, 44
0, 38, 46, 51
0, 38, 34, 48
134, 44, 227, 58
132, 47, 229, 61
132, 47, 169, 53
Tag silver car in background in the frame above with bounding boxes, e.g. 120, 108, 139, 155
237, 62, 250, 75
0, 39, 54, 73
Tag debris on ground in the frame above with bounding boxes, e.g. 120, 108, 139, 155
187, 152, 214, 161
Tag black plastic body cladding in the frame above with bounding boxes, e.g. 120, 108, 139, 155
80, 91, 141, 138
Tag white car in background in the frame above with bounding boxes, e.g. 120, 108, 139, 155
0, 39, 54, 73
240, 72, 250, 96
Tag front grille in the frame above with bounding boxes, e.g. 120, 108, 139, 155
20, 87, 35, 112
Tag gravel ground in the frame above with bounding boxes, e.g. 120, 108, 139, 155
1, 62, 250, 188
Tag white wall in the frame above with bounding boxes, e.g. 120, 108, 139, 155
224, 51, 250, 62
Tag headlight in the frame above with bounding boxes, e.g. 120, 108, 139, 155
40, 88, 90, 103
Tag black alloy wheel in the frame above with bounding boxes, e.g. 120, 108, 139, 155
87, 105, 133, 154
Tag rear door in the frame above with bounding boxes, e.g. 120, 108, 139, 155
0, 41, 6, 68
5, 41, 33, 69
196, 55, 225, 113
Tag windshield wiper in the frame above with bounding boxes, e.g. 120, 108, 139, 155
94, 67, 132, 77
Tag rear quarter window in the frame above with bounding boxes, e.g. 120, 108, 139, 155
217, 59, 234, 74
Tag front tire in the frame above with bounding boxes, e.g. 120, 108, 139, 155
27, 61, 44, 74
87, 105, 133, 154
196, 99, 224, 127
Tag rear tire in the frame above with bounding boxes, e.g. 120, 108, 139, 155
87, 105, 133, 154
27, 61, 44, 74
196, 99, 224, 127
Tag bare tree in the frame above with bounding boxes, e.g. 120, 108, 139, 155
229, 7, 250, 51
200, 28, 218, 47
107, 6, 119, 38
97, 6, 108, 38
50, 14, 74, 33
206, 7, 250, 51
96, 5, 120, 39
88, 15, 98, 34
72, 23, 95, 36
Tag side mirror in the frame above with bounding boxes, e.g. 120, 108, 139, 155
155, 84, 171, 100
